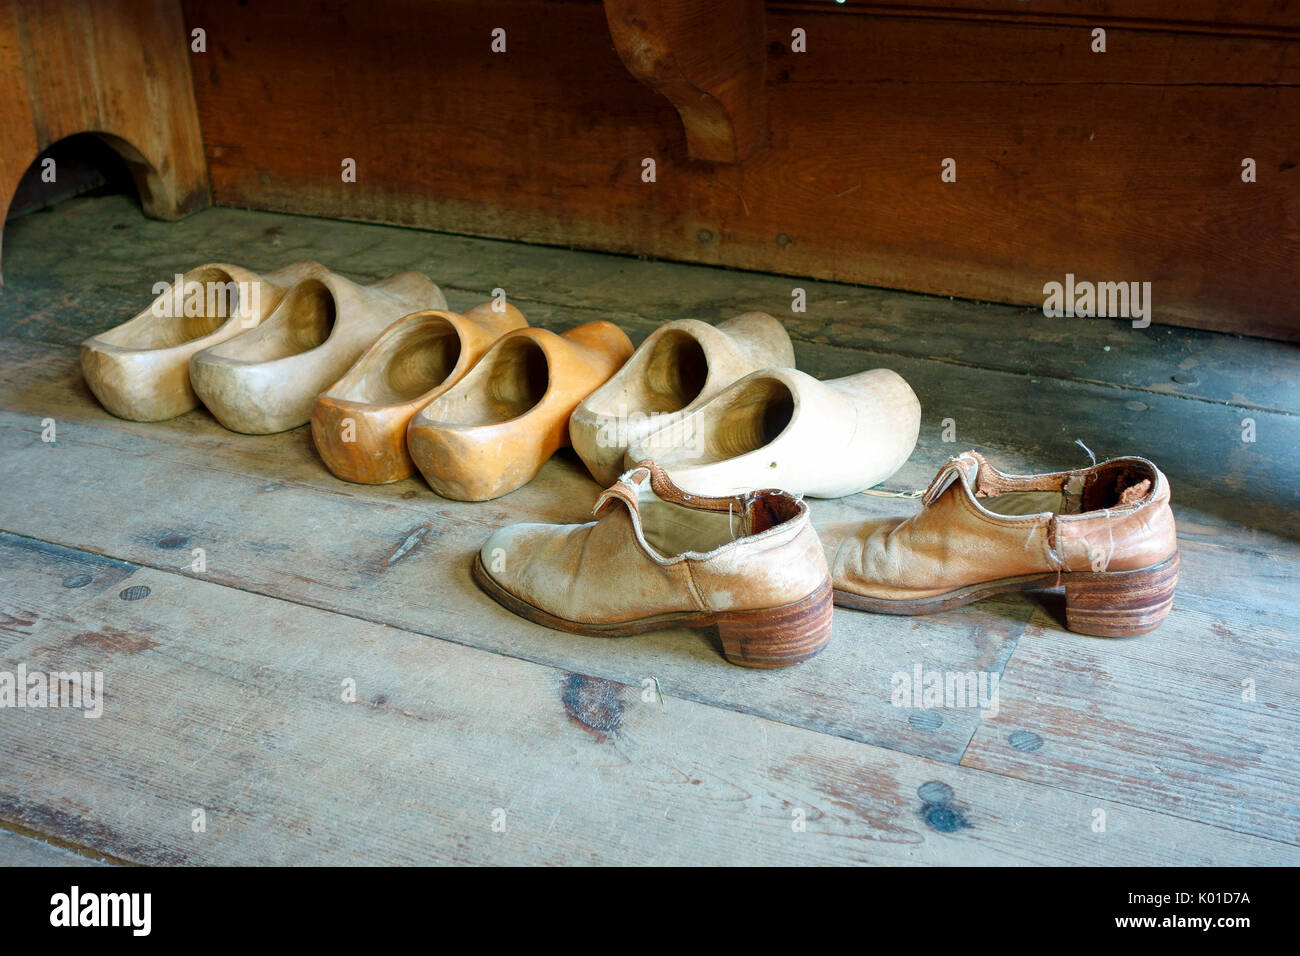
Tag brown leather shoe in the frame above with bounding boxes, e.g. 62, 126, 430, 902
821, 451, 1179, 636
472, 462, 833, 667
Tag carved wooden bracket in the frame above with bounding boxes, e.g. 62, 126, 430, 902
602, 0, 767, 164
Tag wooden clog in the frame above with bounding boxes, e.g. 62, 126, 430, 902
311, 301, 528, 484
626, 366, 921, 498
569, 312, 795, 486
79, 262, 315, 421
407, 321, 634, 501
189, 267, 445, 434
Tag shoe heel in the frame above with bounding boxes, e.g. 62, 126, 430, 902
715, 581, 833, 668
1064, 551, 1179, 637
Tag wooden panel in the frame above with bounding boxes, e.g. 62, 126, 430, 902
772, 1, 1300, 37
0, 0, 42, 278
0, 0, 210, 280
184, 0, 1300, 339
1, 534, 1292, 864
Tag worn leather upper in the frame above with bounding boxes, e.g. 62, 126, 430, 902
477, 462, 828, 623
822, 451, 1177, 600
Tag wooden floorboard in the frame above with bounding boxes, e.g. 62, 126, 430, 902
0, 404, 1030, 765
961, 604, 1299, 844
0, 196, 1295, 863
0, 533, 1291, 865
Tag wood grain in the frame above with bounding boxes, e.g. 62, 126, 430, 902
603, 0, 767, 163
0, 197, 1295, 859
770, 1, 1300, 38
960, 603, 1300, 844
0, 533, 1292, 864
0, 827, 112, 866
183, 0, 1300, 338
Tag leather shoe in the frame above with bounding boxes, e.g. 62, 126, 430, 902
821, 451, 1179, 636
473, 461, 833, 667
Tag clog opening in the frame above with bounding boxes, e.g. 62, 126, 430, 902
435, 336, 549, 426
338, 317, 461, 404
227, 279, 336, 361
98, 266, 241, 349
380, 329, 461, 403
696, 378, 794, 463
641, 331, 709, 413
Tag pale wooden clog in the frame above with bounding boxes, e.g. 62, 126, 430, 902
189, 266, 445, 434
626, 366, 921, 498
311, 301, 528, 484
79, 262, 316, 421
569, 312, 794, 486
407, 321, 634, 501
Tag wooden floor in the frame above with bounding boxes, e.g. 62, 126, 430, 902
0, 194, 1296, 865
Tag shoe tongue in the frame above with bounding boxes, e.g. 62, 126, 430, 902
921, 452, 983, 505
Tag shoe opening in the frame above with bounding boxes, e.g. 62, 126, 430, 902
435, 336, 549, 426
978, 458, 1157, 516
1081, 460, 1156, 511
220, 278, 335, 361
746, 490, 803, 534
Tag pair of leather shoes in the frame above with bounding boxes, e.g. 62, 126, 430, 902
474, 452, 1180, 667
81, 262, 445, 431
569, 313, 922, 498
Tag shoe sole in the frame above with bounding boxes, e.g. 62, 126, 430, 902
472, 554, 833, 667
833, 550, 1180, 637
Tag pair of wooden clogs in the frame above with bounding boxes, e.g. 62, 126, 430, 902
316, 311, 632, 498
568, 313, 921, 499
80, 261, 444, 429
